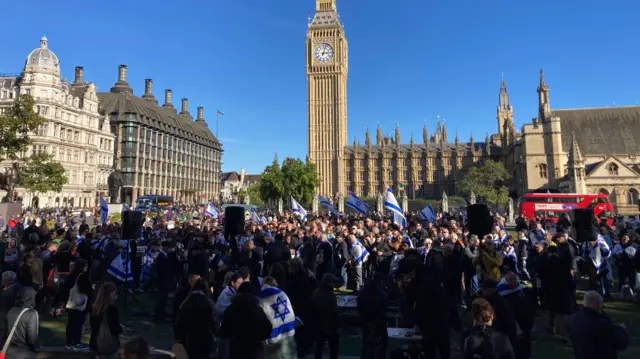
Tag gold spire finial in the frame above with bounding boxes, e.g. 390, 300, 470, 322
316, 0, 336, 11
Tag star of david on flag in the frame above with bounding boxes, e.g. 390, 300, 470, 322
270, 295, 291, 322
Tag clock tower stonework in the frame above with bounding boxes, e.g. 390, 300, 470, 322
307, 0, 348, 197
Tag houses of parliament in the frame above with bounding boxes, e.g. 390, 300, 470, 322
306, 0, 640, 214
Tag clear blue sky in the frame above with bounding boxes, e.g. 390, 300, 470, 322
1, 0, 639, 174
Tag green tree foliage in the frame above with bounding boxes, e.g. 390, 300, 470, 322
0, 95, 46, 160
19, 152, 68, 198
246, 184, 263, 206
259, 156, 284, 203
457, 160, 510, 206
259, 157, 318, 206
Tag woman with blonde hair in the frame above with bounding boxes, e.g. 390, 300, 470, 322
89, 282, 123, 358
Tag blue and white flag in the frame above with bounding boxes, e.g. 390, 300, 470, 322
107, 240, 134, 282
384, 187, 406, 227
100, 196, 109, 223
250, 208, 261, 223
122, 203, 131, 211
260, 285, 296, 344
419, 204, 436, 222
205, 203, 219, 217
91, 235, 110, 252
318, 195, 338, 216
346, 192, 369, 216
140, 248, 159, 284
291, 198, 307, 220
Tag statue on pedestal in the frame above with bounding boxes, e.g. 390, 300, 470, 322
337, 192, 345, 213
508, 197, 515, 224
469, 191, 476, 205
401, 191, 409, 213
442, 191, 449, 214
312, 195, 319, 213
277, 198, 284, 215
377, 192, 384, 214
245, 192, 250, 205
107, 170, 123, 204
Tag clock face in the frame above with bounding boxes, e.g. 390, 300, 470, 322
314, 43, 334, 62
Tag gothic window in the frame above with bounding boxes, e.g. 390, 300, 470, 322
628, 188, 639, 205
607, 163, 619, 176
538, 164, 548, 179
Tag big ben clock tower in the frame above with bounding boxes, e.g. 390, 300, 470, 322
307, 0, 348, 197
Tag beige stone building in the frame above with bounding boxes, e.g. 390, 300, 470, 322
306, 1, 640, 214
0, 37, 115, 208
507, 70, 640, 214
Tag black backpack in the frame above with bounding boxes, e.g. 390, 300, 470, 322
463, 327, 495, 359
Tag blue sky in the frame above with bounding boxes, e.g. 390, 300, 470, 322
1, 0, 639, 174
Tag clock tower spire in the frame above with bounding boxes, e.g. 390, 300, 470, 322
307, 0, 348, 197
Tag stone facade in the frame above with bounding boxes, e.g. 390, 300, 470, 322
98, 66, 223, 206
221, 169, 261, 203
0, 37, 115, 208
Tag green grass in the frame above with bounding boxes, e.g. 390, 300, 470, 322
40, 285, 640, 358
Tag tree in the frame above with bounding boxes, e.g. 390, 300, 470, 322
259, 156, 318, 206
457, 160, 510, 206
19, 152, 68, 205
246, 184, 263, 206
259, 156, 284, 203
281, 157, 318, 206
0, 95, 46, 201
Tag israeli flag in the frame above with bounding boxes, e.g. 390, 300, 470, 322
250, 208, 261, 223
346, 192, 369, 216
122, 203, 131, 211
107, 240, 134, 282
100, 195, 109, 223
140, 247, 159, 284
260, 285, 296, 344
91, 235, 110, 252
318, 195, 338, 216
384, 187, 406, 226
419, 204, 436, 222
205, 203, 219, 217
291, 198, 307, 220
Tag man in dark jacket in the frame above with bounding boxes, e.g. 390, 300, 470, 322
154, 241, 173, 323
357, 272, 388, 359
310, 273, 341, 359
480, 279, 518, 349
500, 272, 536, 359
264, 236, 291, 275
5, 286, 39, 358
569, 291, 628, 359
0, 271, 22, 340
462, 297, 515, 359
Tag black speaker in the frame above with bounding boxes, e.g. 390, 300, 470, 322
571, 208, 597, 242
122, 211, 144, 239
467, 204, 493, 236
224, 206, 245, 238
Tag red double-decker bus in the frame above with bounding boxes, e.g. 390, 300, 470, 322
520, 193, 614, 226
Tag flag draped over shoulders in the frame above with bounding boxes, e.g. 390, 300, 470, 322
260, 285, 296, 344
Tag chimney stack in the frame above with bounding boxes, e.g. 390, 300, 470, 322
197, 107, 204, 120
181, 98, 190, 115
117, 64, 127, 83
73, 66, 84, 84
162, 89, 175, 111
144, 79, 152, 96
110, 64, 133, 94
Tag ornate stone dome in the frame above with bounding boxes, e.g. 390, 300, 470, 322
24, 36, 60, 75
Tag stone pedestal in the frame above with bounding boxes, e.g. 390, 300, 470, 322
312, 195, 319, 213
442, 192, 449, 213
508, 198, 515, 224
337, 193, 344, 213
277, 198, 284, 215
469, 191, 476, 205
401, 193, 408, 213
377, 193, 384, 214
245, 194, 250, 205
107, 203, 124, 216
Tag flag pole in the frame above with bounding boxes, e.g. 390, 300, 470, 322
216, 111, 219, 139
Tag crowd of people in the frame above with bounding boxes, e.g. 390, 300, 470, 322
0, 205, 638, 359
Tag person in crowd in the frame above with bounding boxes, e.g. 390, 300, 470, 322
569, 291, 629, 359
357, 271, 388, 359
315, 234, 333, 281
498, 272, 536, 359
121, 337, 150, 359
540, 245, 573, 337
4, 238, 20, 273
310, 273, 341, 359
259, 276, 297, 359
218, 281, 272, 359
479, 279, 518, 349
90, 282, 123, 358
18, 253, 34, 288
461, 298, 515, 359
474, 240, 503, 282
215, 272, 243, 319
284, 257, 316, 358
63, 258, 92, 351
154, 240, 172, 324
0, 270, 21, 339
346, 234, 366, 291
175, 278, 218, 359
4, 286, 39, 359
